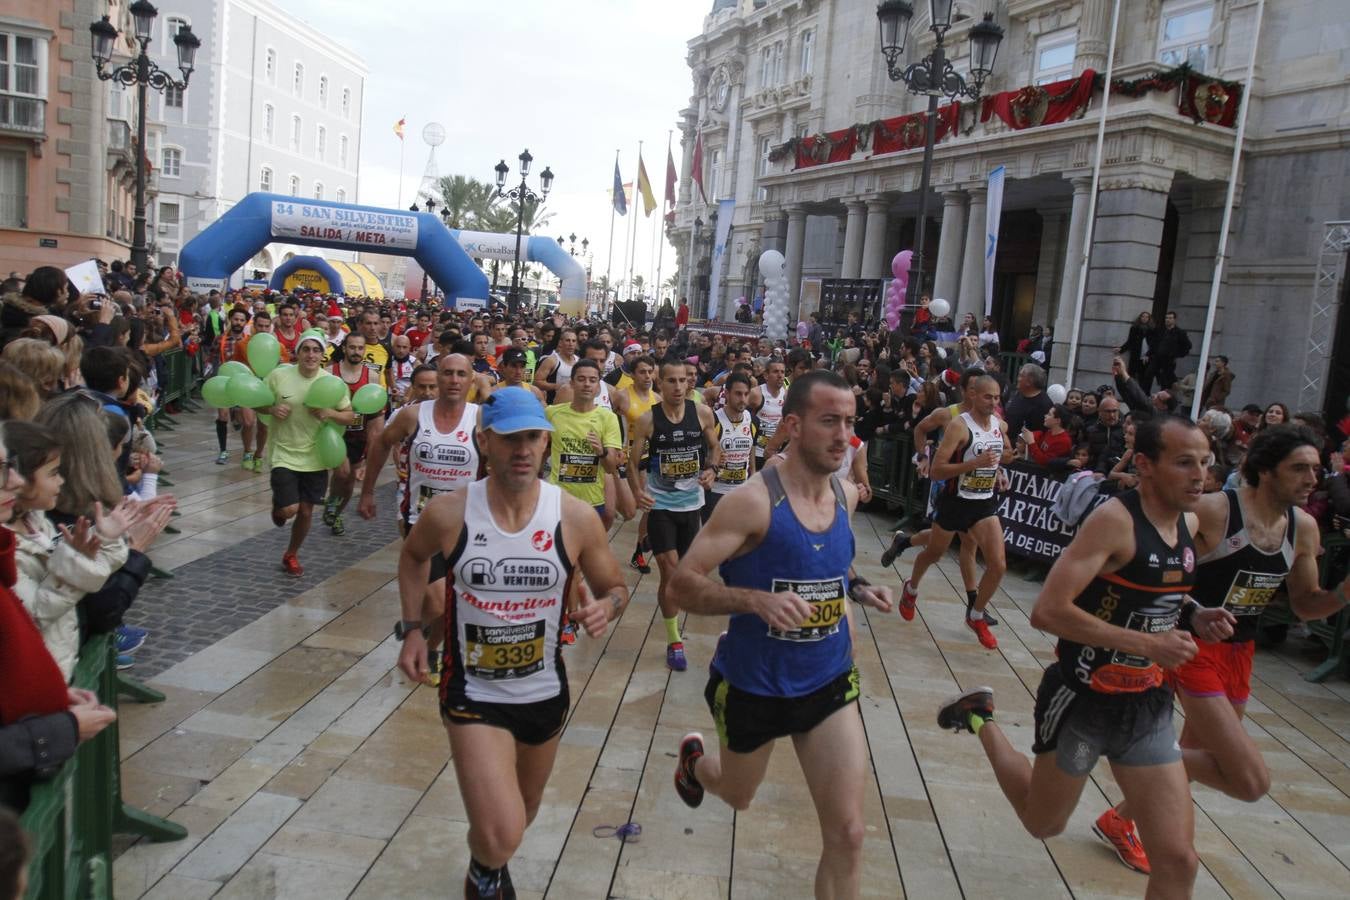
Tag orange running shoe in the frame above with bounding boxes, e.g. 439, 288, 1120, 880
281, 552, 303, 577
966, 616, 998, 649
1094, 807, 1151, 874
898, 580, 918, 621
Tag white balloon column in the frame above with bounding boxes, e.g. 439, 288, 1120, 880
759, 250, 789, 342
885, 250, 912, 330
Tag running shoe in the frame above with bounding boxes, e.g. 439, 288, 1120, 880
250, 456, 264, 472
120, 623, 149, 641
898, 579, 918, 621
666, 642, 688, 672
967, 596, 1000, 626
115, 627, 145, 654
281, 552, 303, 577
630, 548, 650, 574
426, 649, 442, 688
330, 514, 345, 536
674, 732, 705, 808
880, 530, 911, 567
1094, 807, 1151, 874
966, 616, 999, 649
936, 686, 995, 733
463, 868, 515, 900
215, 451, 229, 465
116, 653, 136, 671
241, 452, 254, 470
322, 498, 338, 527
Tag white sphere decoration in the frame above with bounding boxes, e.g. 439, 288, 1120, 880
1047, 384, 1068, 404
929, 298, 951, 319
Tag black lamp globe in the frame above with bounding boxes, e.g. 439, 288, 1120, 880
493, 159, 509, 190
877, 1, 914, 65
129, 0, 158, 44
89, 16, 118, 66
539, 166, 554, 197
969, 13, 1005, 83
173, 24, 200, 76
518, 148, 533, 177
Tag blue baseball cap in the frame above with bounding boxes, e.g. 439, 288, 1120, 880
481, 386, 552, 434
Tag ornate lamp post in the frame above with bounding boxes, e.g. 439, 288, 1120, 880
876, 1, 1003, 306
494, 150, 553, 314
90, 1, 200, 270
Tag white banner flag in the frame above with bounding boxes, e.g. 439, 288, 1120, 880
709, 199, 736, 320
985, 166, 1005, 319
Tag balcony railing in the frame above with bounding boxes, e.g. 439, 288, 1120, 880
0, 94, 44, 136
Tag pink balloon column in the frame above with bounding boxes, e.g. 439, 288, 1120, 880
885, 250, 912, 330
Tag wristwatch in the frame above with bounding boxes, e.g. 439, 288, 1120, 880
393, 619, 425, 641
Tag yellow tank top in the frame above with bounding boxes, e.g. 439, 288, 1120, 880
625, 384, 657, 430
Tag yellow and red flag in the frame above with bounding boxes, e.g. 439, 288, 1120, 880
393, 117, 406, 140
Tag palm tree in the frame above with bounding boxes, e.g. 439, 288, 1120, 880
631, 275, 646, 300
430, 175, 497, 230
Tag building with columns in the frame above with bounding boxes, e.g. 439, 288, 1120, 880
670, 0, 1350, 413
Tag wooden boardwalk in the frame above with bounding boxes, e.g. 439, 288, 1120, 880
112, 411, 1350, 899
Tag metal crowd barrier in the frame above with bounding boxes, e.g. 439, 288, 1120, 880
144, 349, 202, 432
866, 434, 928, 527
18, 634, 186, 900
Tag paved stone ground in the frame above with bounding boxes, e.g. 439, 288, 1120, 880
122, 484, 400, 679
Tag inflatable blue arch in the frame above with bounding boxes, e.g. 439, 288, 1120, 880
178, 192, 489, 306
270, 255, 343, 293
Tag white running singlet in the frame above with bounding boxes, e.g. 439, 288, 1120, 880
955, 411, 1003, 500
446, 480, 569, 703
403, 401, 480, 526
712, 408, 756, 494
756, 383, 786, 458
549, 352, 576, 388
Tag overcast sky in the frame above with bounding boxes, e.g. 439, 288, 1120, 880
276, 0, 710, 298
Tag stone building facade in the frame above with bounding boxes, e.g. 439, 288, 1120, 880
670, 0, 1350, 411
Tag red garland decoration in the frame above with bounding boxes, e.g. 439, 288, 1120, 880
871, 103, 960, 156
795, 126, 857, 170
980, 70, 1097, 130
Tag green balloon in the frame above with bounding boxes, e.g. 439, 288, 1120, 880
305, 373, 348, 409
217, 360, 252, 380
258, 413, 273, 427
314, 421, 347, 469
246, 332, 282, 376
202, 375, 234, 408
351, 383, 388, 416
227, 372, 275, 409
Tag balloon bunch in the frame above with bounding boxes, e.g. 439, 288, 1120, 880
201, 331, 284, 411
759, 250, 789, 341
885, 251, 912, 331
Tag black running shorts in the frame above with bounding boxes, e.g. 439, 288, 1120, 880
700, 490, 725, 524
270, 467, 328, 509
648, 508, 701, 556
935, 494, 998, 533
343, 433, 367, 466
1031, 666, 1180, 776
705, 665, 860, 754
440, 685, 569, 746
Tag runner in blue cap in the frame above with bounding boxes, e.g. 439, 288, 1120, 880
396, 385, 630, 900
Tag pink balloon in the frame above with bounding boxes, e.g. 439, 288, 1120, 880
885, 309, 901, 330
797, 320, 810, 340
891, 250, 913, 279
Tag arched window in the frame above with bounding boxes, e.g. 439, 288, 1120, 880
318, 75, 329, 108
316, 125, 326, 160
339, 135, 348, 167
293, 62, 304, 96
290, 115, 301, 152
259, 166, 273, 192
265, 48, 276, 83
336, 187, 347, 203
341, 87, 351, 117
164, 16, 188, 47
313, 182, 324, 200
263, 103, 275, 141
288, 174, 300, 196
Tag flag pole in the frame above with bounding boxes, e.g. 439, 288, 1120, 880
1190, 0, 1264, 420
396, 125, 406, 208
655, 130, 672, 306
606, 148, 619, 311
625, 140, 642, 303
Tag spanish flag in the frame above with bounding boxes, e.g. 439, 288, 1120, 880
636, 153, 657, 217
393, 117, 406, 141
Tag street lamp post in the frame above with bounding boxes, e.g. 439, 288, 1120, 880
494, 150, 553, 314
876, 1, 1003, 308
90, 1, 200, 271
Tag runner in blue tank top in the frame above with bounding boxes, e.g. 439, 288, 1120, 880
668, 371, 892, 899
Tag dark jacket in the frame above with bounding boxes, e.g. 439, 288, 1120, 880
1005, 390, 1052, 437
1, 713, 79, 811
1201, 369, 1234, 409
1087, 420, 1128, 474
1115, 373, 1153, 417
1150, 324, 1192, 361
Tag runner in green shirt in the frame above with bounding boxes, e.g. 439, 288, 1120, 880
260, 333, 355, 576
544, 358, 623, 512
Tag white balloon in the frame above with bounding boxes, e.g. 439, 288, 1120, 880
759, 250, 786, 280
1047, 384, 1068, 404
930, 298, 951, 318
